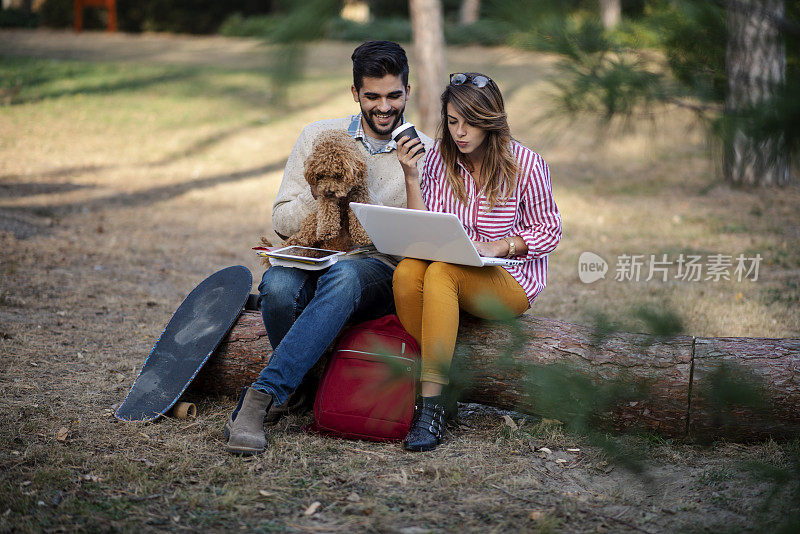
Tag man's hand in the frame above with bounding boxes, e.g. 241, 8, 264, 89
473, 239, 508, 258
396, 136, 425, 180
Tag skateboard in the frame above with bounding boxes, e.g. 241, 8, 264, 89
115, 265, 253, 422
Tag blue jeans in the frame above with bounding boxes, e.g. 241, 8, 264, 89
252, 258, 395, 406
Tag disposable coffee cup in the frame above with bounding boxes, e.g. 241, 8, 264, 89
392, 123, 425, 157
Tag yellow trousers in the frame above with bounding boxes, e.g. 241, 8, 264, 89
392, 259, 530, 385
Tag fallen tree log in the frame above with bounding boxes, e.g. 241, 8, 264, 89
689, 337, 800, 440
191, 311, 800, 440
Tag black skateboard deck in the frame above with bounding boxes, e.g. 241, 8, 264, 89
115, 265, 252, 422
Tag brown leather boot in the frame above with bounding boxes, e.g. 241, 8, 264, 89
225, 387, 273, 455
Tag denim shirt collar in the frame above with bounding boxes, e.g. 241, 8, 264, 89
347, 113, 402, 155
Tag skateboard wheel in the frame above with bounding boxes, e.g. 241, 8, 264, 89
172, 402, 197, 420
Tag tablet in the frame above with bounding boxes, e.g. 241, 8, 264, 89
257, 246, 344, 264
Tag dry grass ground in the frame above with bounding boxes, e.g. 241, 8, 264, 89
1, 30, 798, 533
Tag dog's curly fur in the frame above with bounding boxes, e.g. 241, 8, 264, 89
260, 130, 372, 262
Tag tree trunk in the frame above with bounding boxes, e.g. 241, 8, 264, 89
600, 0, 621, 30
191, 311, 274, 395
458, 0, 480, 25
689, 336, 800, 440
451, 315, 694, 437
409, 0, 446, 136
192, 311, 800, 441
724, 0, 790, 185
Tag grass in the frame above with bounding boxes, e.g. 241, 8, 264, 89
1, 35, 799, 532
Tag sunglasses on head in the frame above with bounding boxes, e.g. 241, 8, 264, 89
449, 73, 491, 88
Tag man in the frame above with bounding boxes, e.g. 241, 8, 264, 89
225, 40, 433, 455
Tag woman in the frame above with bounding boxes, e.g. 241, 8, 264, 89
394, 73, 562, 452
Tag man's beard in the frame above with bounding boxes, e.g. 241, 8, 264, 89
361, 106, 404, 137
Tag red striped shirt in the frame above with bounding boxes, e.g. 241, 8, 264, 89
420, 140, 562, 305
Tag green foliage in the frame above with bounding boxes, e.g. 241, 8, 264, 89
39, 0, 78, 28
699, 362, 768, 430
634, 305, 684, 338
518, 11, 677, 121
507, 15, 599, 54
219, 0, 512, 103
612, 18, 664, 48
522, 363, 646, 431
531, 0, 798, 177
447, 304, 692, 475
366, 0, 409, 19
520, 306, 684, 441
223, 14, 514, 47
0, 8, 39, 28
365, 0, 462, 20
142, 0, 239, 34
655, 0, 727, 102
237, 0, 341, 105
713, 78, 800, 167
487, 0, 585, 32
219, 13, 285, 39
620, 0, 647, 19
325, 16, 412, 43
267, 0, 341, 44
445, 19, 514, 46
787, 2, 800, 77
554, 52, 668, 120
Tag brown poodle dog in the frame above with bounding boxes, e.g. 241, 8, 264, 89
260, 130, 372, 257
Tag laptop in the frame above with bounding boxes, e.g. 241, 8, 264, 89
349, 202, 524, 267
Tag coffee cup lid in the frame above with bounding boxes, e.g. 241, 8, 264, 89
391, 122, 416, 140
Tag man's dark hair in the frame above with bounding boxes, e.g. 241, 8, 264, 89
351, 40, 409, 92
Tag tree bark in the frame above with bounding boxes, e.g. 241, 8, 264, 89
724, 0, 790, 185
458, 0, 480, 25
451, 315, 694, 437
191, 311, 273, 395
409, 0, 446, 136
193, 311, 800, 441
600, 0, 621, 30
689, 336, 800, 440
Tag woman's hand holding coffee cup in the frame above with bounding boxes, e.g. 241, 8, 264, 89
396, 135, 425, 179
394, 122, 428, 210
394, 123, 425, 179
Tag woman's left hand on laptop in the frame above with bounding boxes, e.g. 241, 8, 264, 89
473, 239, 507, 258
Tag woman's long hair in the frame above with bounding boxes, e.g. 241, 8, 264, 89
438, 73, 517, 210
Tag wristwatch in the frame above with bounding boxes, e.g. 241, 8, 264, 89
504, 237, 516, 258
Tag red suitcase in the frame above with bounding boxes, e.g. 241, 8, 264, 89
312, 315, 420, 441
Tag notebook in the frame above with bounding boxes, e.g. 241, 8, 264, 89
349, 202, 524, 267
